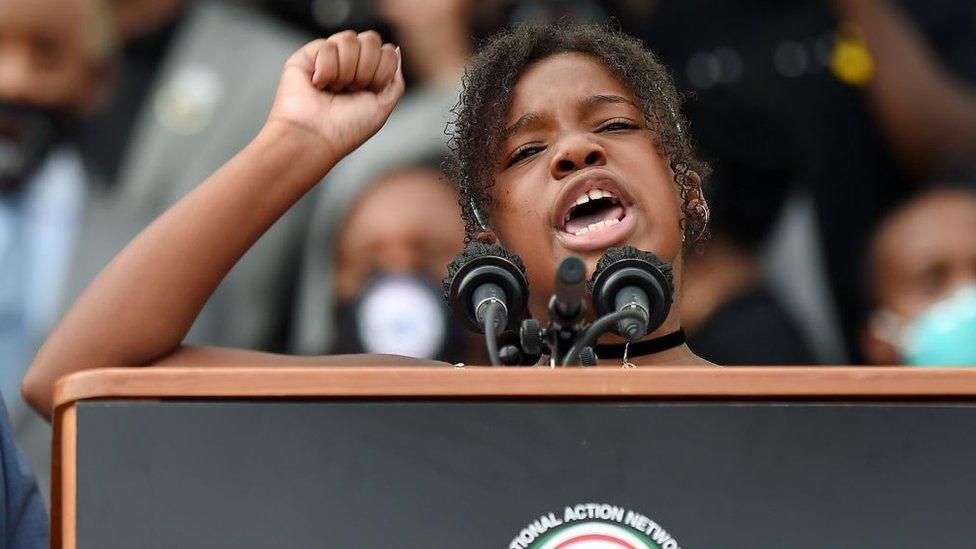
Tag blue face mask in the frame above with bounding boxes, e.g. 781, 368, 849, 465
874, 284, 976, 366
902, 285, 976, 366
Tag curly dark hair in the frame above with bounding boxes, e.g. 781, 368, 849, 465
446, 22, 709, 246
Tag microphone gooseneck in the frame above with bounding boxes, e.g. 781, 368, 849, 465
561, 308, 647, 366
548, 256, 588, 365
480, 299, 505, 366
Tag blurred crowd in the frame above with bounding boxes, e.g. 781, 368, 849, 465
0, 0, 975, 511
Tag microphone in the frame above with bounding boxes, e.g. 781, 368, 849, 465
551, 255, 586, 322
545, 255, 587, 365
444, 241, 529, 335
588, 246, 674, 341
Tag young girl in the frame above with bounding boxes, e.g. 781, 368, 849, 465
24, 24, 712, 417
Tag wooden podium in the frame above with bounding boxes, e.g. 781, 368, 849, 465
52, 366, 976, 549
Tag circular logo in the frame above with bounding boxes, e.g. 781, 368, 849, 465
510, 503, 681, 549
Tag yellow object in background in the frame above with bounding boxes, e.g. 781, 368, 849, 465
830, 29, 874, 87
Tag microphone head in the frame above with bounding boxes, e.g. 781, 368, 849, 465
444, 242, 529, 333
553, 255, 586, 319
588, 246, 674, 336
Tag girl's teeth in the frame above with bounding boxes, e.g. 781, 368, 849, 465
573, 217, 620, 236
573, 189, 617, 209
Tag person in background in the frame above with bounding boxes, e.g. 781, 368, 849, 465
681, 92, 816, 365
305, 162, 482, 363
861, 185, 976, 366
0, 395, 45, 548
0, 0, 114, 501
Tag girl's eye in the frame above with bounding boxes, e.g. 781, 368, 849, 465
506, 144, 545, 167
598, 119, 638, 132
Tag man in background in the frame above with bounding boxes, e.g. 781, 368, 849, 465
862, 186, 976, 365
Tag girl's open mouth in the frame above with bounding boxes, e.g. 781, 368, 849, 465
555, 180, 637, 252
563, 188, 625, 235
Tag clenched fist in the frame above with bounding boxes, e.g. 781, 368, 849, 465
267, 30, 405, 163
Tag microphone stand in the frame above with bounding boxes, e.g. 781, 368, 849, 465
517, 249, 670, 367
546, 256, 587, 366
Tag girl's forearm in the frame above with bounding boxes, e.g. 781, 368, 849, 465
23, 122, 337, 413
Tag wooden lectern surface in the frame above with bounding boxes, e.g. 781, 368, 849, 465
52, 365, 976, 408
51, 366, 976, 549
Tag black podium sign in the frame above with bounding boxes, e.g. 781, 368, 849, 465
74, 399, 976, 548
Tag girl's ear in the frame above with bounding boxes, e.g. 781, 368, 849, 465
681, 170, 709, 244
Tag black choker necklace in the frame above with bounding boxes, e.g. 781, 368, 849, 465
594, 329, 686, 359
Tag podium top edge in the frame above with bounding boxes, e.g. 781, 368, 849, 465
51, 366, 976, 409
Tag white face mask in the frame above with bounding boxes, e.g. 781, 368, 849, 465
871, 284, 976, 366
353, 273, 450, 359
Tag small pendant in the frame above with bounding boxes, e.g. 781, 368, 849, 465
621, 342, 637, 369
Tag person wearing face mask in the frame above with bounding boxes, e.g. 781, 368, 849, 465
330, 167, 473, 361
0, 0, 113, 501
861, 186, 976, 366
295, 162, 481, 363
